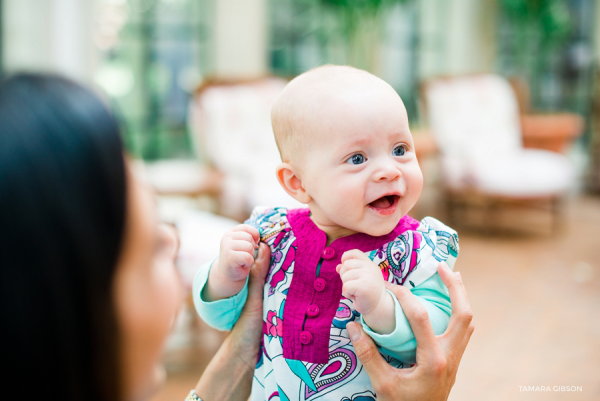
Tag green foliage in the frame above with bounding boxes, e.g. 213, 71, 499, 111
321, 0, 407, 6
498, 0, 572, 45
316, 0, 413, 71
319, 0, 412, 20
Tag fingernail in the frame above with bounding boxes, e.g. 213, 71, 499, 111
457, 272, 463, 282
440, 262, 450, 271
346, 323, 361, 342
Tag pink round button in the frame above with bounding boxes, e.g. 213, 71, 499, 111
322, 247, 336, 260
300, 331, 313, 345
314, 278, 326, 292
306, 304, 320, 317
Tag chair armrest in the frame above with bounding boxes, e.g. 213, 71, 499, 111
144, 160, 225, 197
520, 113, 585, 153
412, 129, 438, 160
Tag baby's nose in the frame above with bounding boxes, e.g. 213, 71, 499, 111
373, 163, 401, 181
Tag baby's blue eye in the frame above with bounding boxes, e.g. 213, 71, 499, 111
393, 146, 406, 156
347, 154, 366, 164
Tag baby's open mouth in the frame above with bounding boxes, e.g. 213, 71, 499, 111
368, 195, 400, 215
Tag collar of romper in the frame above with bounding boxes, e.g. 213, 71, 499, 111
281, 208, 420, 364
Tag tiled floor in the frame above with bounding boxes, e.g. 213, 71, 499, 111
151, 196, 600, 401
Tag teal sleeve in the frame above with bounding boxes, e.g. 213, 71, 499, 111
192, 259, 249, 331
360, 272, 451, 364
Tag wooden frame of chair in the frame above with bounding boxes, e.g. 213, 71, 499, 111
186, 76, 289, 221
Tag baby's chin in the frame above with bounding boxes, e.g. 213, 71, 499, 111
359, 218, 401, 237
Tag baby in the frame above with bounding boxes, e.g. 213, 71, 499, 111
193, 65, 459, 401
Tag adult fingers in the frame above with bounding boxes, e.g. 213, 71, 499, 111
437, 263, 473, 345
440, 319, 474, 390
455, 321, 475, 363
247, 243, 271, 300
253, 243, 271, 282
387, 284, 443, 366
231, 243, 270, 370
346, 322, 389, 390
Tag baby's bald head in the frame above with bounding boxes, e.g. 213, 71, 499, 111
271, 65, 405, 165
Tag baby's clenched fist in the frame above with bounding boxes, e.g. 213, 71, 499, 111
336, 249, 387, 315
218, 224, 260, 283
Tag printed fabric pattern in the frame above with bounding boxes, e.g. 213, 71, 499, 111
198, 207, 459, 401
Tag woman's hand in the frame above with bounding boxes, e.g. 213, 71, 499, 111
193, 242, 271, 401
223, 241, 270, 367
346, 263, 474, 401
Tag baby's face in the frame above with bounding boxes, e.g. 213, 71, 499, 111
298, 86, 423, 239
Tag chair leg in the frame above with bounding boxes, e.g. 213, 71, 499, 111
445, 191, 456, 227
484, 199, 498, 235
551, 197, 565, 235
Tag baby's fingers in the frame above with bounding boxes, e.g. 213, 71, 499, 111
341, 279, 363, 300
231, 224, 260, 244
229, 230, 258, 247
341, 249, 370, 264
229, 249, 255, 269
336, 258, 365, 276
338, 268, 364, 284
230, 239, 256, 254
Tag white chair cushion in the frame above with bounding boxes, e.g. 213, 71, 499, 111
189, 78, 297, 213
176, 210, 239, 287
442, 148, 574, 197
144, 159, 208, 194
426, 75, 523, 161
426, 74, 576, 198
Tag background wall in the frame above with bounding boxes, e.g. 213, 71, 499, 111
212, 0, 268, 77
2, 0, 97, 84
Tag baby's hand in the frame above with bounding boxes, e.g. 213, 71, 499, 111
218, 224, 260, 283
336, 249, 387, 315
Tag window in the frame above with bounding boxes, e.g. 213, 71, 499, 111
268, 0, 448, 121
496, 0, 595, 123
94, 0, 211, 160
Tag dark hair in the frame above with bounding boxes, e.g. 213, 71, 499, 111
0, 74, 126, 400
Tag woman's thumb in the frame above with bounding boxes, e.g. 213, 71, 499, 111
249, 243, 270, 289
347, 322, 386, 380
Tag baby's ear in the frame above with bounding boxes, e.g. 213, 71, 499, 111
275, 163, 312, 204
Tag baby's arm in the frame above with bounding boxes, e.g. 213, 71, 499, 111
363, 272, 451, 364
203, 224, 260, 302
337, 250, 396, 334
193, 224, 259, 331
338, 250, 451, 364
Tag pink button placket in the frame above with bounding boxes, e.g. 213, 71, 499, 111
313, 278, 326, 292
299, 331, 313, 345
282, 208, 421, 364
306, 305, 319, 317
322, 247, 336, 260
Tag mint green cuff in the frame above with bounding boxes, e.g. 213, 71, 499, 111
192, 258, 249, 331
360, 273, 451, 364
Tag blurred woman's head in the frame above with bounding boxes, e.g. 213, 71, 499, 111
0, 74, 182, 401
